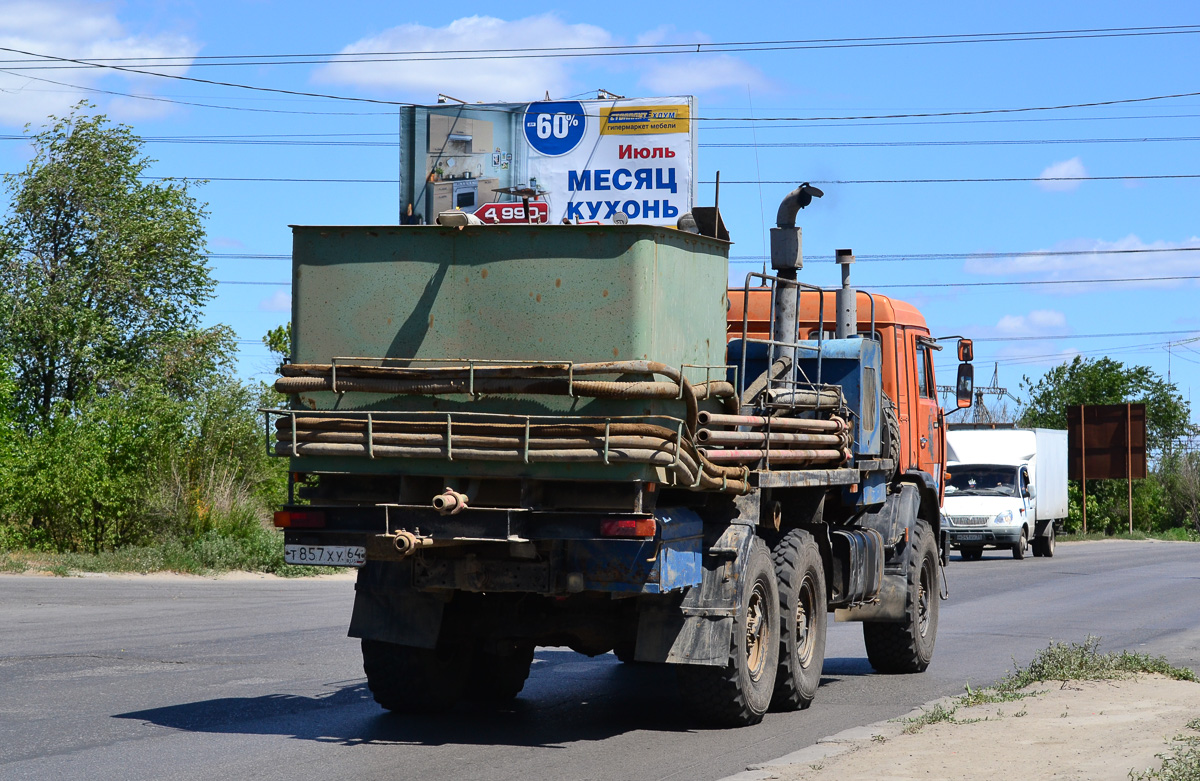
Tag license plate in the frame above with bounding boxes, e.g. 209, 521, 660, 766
284, 545, 366, 567
957, 534, 983, 542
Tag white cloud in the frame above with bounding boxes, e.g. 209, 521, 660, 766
0, 1, 198, 126
209, 236, 246, 249
964, 235, 1200, 290
314, 15, 611, 102
315, 15, 765, 102
638, 54, 767, 95
1036, 156, 1087, 192
259, 290, 291, 312
995, 309, 1067, 336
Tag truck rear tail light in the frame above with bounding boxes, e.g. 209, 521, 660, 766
273, 510, 326, 528
599, 518, 656, 538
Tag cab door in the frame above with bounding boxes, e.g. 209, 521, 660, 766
893, 328, 913, 472
911, 334, 943, 483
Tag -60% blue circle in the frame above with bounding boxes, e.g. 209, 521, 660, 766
524, 101, 585, 156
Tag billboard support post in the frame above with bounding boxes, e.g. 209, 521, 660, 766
1081, 404, 1087, 534
1127, 402, 1133, 533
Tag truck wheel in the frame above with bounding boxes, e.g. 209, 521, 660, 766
1041, 525, 1056, 557
467, 642, 535, 702
960, 546, 983, 562
361, 639, 468, 713
1012, 528, 1028, 560
1032, 525, 1056, 557
863, 520, 939, 674
678, 537, 780, 726
613, 640, 638, 664
770, 529, 827, 711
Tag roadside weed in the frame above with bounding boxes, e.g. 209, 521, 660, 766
1129, 719, 1200, 780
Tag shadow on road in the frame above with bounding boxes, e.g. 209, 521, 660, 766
115, 649, 699, 746
822, 657, 875, 677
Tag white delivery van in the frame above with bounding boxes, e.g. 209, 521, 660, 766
942, 425, 1068, 560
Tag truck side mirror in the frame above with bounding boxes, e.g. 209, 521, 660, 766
955, 363, 974, 409
957, 339, 974, 362
1026, 485, 1036, 499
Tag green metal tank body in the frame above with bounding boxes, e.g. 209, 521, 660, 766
285, 223, 730, 479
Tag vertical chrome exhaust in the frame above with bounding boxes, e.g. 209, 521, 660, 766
835, 248, 857, 339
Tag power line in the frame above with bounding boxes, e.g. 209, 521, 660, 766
4, 24, 1199, 70
973, 328, 1200, 342
0, 68, 396, 116
702, 136, 1200, 148
205, 253, 290, 259
220, 276, 1200, 290
8, 132, 1200, 149
705, 174, 1200, 184
5, 43, 1200, 123
72, 173, 1200, 185
205, 247, 1200, 264
872, 275, 1200, 289
702, 112, 1200, 130
730, 247, 1200, 263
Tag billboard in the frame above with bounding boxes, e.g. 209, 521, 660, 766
1066, 403, 1147, 480
399, 96, 697, 226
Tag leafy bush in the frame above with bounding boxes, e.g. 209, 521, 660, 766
0, 378, 286, 556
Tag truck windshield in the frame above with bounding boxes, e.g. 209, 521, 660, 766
945, 466, 1019, 497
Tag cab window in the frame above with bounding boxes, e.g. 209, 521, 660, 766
915, 343, 932, 398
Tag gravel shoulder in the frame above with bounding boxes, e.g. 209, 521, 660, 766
732, 675, 1199, 781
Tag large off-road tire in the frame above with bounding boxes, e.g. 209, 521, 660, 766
770, 529, 827, 711
678, 537, 780, 727
361, 639, 469, 713
1032, 525, 1056, 558
863, 519, 939, 674
466, 641, 535, 702
880, 394, 902, 480
1012, 527, 1028, 560
960, 546, 983, 562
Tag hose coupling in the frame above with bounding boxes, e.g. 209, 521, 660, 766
432, 488, 469, 515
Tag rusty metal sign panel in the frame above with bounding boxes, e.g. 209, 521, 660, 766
1066, 403, 1146, 480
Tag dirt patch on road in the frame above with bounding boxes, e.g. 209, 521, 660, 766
752, 675, 1198, 781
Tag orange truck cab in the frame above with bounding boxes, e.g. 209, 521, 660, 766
729, 288, 949, 501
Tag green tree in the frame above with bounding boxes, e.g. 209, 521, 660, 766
262, 322, 291, 374
0, 103, 230, 424
1020, 356, 1192, 458
1021, 357, 1196, 534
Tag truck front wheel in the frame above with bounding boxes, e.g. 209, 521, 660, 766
361, 639, 468, 713
678, 537, 780, 726
863, 520, 939, 673
771, 529, 827, 711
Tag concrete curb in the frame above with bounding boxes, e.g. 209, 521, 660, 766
719, 694, 962, 781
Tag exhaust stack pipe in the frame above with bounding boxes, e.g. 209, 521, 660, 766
769, 183, 822, 366
835, 248, 857, 339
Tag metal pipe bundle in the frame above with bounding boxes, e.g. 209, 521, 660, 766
274, 415, 750, 494
694, 411, 852, 467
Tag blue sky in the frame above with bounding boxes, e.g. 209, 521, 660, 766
1, 1, 1197, 429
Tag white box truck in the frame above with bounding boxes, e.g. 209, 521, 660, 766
942, 425, 1068, 560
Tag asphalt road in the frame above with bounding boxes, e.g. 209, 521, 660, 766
2, 540, 1199, 781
